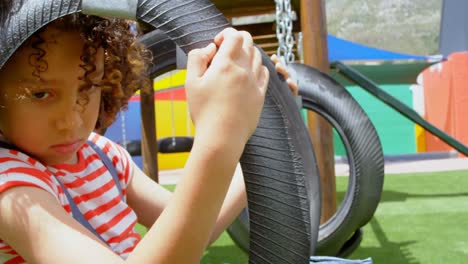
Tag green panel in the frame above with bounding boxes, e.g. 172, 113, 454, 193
302, 85, 416, 156
333, 128, 346, 156
345, 84, 416, 155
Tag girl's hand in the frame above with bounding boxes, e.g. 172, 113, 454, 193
270, 54, 299, 96
185, 28, 269, 145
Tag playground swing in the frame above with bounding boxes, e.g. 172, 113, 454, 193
156, 71, 194, 154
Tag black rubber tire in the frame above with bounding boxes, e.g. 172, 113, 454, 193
226, 63, 384, 257
289, 63, 384, 256
157, 136, 194, 153
336, 228, 364, 258
136, 2, 322, 263
137, 30, 177, 79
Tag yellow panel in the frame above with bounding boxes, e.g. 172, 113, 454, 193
415, 123, 427, 153
154, 70, 187, 91
154, 99, 195, 170
158, 152, 190, 170
132, 70, 187, 95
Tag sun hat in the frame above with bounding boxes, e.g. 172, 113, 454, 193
0, 0, 138, 70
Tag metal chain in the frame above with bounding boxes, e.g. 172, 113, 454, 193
275, 0, 295, 63
120, 111, 127, 150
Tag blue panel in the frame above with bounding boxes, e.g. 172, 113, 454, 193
104, 101, 142, 144
327, 35, 430, 61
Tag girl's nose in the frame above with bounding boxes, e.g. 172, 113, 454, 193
54, 100, 84, 131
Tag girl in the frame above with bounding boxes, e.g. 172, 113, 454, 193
0, 1, 301, 263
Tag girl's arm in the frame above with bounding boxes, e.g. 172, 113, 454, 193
208, 163, 246, 244
127, 55, 299, 245
208, 54, 299, 243
128, 27, 269, 263
127, 162, 246, 246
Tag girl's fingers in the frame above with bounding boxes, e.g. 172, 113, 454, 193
213, 28, 268, 95
213, 27, 233, 46
270, 54, 279, 64
186, 43, 217, 79
252, 47, 264, 85
271, 54, 298, 95
275, 63, 289, 78
240, 30, 254, 59
213, 28, 244, 59
286, 78, 299, 96
258, 66, 270, 96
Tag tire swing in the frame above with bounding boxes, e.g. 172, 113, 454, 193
287, 63, 384, 256
134, 2, 322, 263
227, 63, 385, 257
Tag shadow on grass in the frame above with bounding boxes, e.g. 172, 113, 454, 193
378, 190, 468, 203
337, 190, 468, 204
202, 244, 248, 264
201, 218, 421, 264
351, 218, 419, 264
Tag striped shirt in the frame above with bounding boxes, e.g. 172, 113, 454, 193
0, 132, 141, 263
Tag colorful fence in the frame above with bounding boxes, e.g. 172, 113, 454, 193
334, 84, 417, 156
106, 55, 468, 171
417, 52, 468, 156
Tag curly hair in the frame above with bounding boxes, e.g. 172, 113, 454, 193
5, 11, 152, 131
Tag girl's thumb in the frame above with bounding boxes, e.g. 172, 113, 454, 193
186, 43, 217, 79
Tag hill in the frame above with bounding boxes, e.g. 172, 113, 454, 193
326, 0, 442, 56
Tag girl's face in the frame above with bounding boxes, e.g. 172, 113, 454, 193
0, 25, 103, 165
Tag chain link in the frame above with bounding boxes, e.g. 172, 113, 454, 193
275, 0, 295, 63
120, 111, 127, 150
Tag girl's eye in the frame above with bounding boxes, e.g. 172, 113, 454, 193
32, 91, 50, 100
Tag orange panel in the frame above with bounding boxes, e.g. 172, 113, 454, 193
422, 51, 468, 156
422, 61, 453, 151
450, 52, 468, 157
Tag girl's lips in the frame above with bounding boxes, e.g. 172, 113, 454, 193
51, 140, 83, 154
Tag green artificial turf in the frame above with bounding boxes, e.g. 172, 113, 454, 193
343, 169, 468, 264
136, 169, 468, 263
